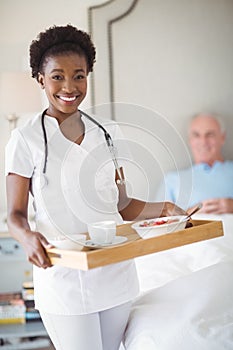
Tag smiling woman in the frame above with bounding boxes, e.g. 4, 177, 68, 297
29, 25, 95, 124
5, 24, 185, 350
38, 54, 88, 124
5, 25, 137, 350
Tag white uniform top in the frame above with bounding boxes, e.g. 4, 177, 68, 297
5, 112, 139, 315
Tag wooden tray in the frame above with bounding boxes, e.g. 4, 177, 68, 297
47, 219, 223, 270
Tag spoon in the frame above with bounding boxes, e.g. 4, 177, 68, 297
183, 203, 203, 221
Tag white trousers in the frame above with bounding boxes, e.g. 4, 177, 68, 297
40, 301, 131, 350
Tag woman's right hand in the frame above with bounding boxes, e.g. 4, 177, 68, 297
6, 174, 53, 269
22, 229, 53, 269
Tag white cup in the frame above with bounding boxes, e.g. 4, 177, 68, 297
88, 220, 116, 244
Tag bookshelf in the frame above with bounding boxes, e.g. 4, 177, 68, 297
0, 321, 51, 349
0, 232, 54, 349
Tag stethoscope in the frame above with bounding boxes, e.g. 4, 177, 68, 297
40, 108, 125, 187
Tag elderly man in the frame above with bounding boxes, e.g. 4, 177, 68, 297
156, 113, 233, 214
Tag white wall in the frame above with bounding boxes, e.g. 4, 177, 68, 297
0, 0, 233, 211
116, 0, 233, 199
90, 0, 233, 200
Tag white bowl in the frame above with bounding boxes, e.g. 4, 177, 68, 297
131, 215, 188, 239
48, 234, 87, 250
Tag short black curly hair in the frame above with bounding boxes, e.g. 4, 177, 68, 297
30, 24, 96, 80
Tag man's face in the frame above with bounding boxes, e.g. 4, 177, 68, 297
188, 115, 225, 166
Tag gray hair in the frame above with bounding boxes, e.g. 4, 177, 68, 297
190, 112, 226, 133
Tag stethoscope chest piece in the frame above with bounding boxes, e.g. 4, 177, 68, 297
34, 173, 48, 190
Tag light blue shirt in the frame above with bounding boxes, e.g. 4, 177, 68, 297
155, 161, 233, 209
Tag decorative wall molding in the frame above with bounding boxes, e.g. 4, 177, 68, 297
88, 0, 139, 119
88, 0, 115, 112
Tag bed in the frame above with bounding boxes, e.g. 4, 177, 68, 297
122, 214, 233, 349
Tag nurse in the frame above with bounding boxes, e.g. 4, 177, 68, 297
5, 24, 185, 350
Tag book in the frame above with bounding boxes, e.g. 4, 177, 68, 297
0, 292, 25, 324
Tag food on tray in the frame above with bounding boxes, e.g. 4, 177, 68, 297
139, 218, 179, 227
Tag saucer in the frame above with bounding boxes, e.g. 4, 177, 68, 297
85, 236, 127, 248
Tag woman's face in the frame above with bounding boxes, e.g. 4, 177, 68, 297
38, 53, 88, 120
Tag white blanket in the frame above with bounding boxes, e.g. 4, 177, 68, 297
123, 214, 233, 349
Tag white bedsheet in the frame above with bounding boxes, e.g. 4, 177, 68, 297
123, 214, 233, 349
